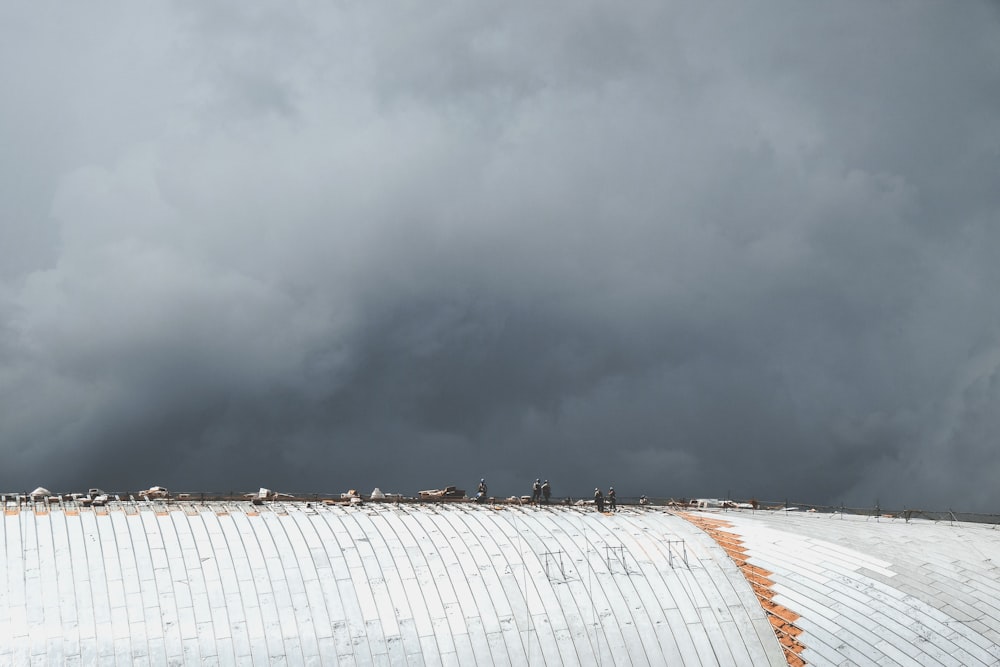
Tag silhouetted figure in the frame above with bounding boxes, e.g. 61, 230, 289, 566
541, 480, 551, 504
594, 488, 605, 512
476, 478, 488, 503
532, 479, 542, 504
608, 486, 617, 512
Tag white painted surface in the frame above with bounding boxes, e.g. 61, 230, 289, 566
720, 510, 1000, 667
0, 501, 885, 666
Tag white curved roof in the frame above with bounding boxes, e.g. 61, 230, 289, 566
2, 501, 999, 665
711, 510, 1000, 666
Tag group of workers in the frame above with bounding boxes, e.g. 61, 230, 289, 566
531, 479, 552, 504
475, 478, 552, 504
594, 486, 617, 512
476, 477, 620, 511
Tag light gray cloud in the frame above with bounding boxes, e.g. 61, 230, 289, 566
1, 1, 999, 509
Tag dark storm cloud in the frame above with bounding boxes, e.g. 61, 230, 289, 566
2, 1, 1000, 510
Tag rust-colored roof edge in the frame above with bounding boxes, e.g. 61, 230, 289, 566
678, 512, 808, 667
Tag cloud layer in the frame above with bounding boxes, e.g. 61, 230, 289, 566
2, 1, 1000, 509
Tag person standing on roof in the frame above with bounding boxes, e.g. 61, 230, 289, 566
532, 478, 542, 504
594, 488, 604, 512
476, 478, 488, 503
608, 486, 617, 512
541, 480, 551, 504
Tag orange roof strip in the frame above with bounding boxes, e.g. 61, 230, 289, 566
679, 512, 808, 665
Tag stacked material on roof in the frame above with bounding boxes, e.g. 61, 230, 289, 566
417, 485, 466, 500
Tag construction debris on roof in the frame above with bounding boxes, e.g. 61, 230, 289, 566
245, 488, 295, 504
317, 492, 359, 507
418, 486, 466, 501
81, 491, 108, 507
369, 487, 403, 501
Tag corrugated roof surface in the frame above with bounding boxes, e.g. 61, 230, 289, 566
6, 502, 1000, 666
715, 511, 1000, 666
2, 501, 786, 666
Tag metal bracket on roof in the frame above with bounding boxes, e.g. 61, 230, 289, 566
665, 539, 688, 569
543, 550, 567, 580
605, 545, 634, 574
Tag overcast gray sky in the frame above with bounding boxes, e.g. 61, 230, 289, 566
2, 1, 1000, 510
